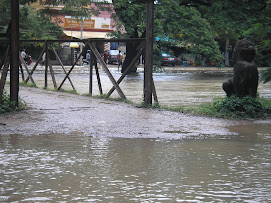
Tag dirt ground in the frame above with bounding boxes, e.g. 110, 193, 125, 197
0, 86, 270, 139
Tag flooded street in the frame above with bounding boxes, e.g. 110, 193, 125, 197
1, 66, 271, 201
16, 65, 271, 107
1, 130, 271, 202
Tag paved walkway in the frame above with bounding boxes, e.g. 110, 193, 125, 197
0, 86, 270, 139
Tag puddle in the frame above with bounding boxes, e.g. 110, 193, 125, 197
163, 130, 191, 134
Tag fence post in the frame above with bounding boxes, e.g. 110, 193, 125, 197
144, 0, 154, 106
10, 0, 19, 106
45, 40, 48, 88
89, 50, 93, 95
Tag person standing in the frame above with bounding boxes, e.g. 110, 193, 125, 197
21, 49, 30, 64
117, 50, 122, 70
86, 50, 91, 64
21, 49, 27, 59
21, 49, 28, 62
103, 51, 108, 64
41, 52, 46, 65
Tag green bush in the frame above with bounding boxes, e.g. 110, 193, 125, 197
0, 90, 25, 114
197, 96, 271, 119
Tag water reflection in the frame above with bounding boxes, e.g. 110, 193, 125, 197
1, 133, 271, 202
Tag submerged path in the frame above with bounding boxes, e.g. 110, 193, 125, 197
0, 86, 270, 139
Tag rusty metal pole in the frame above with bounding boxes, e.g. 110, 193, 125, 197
10, 0, 20, 106
45, 40, 48, 88
89, 50, 93, 95
144, 0, 154, 105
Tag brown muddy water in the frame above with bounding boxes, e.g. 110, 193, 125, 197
15, 65, 271, 107
1, 129, 271, 202
2, 66, 271, 201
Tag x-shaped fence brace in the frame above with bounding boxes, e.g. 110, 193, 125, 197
0, 45, 10, 103
0, 40, 158, 103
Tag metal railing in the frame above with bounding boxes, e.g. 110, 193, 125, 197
0, 38, 158, 104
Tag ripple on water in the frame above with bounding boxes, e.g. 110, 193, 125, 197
1, 134, 271, 202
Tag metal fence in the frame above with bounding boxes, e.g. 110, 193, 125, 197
0, 38, 158, 104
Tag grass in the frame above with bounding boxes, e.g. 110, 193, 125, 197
93, 94, 134, 104
0, 90, 26, 114
57, 88, 79, 95
20, 81, 37, 88
143, 96, 271, 120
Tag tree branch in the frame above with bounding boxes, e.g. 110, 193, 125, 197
179, 0, 212, 7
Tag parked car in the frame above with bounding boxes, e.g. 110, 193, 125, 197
108, 50, 120, 64
161, 52, 178, 66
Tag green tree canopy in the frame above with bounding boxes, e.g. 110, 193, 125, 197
0, 0, 63, 40
192, 0, 271, 80
195, 0, 270, 64
110, 0, 223, 65
156, 0, 222, 62
20, 6, 63, 40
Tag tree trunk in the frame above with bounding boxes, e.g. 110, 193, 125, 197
121, 42, 139, 73
121, 30, 145, 74
225, 38, 230, 67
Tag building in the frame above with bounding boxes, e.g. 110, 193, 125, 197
32, 0, 123, 64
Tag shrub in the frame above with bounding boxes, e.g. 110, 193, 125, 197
197, 96, 271, 119
0, 90, 25, 114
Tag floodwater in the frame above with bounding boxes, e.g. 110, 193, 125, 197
1, 128, 271, 202
16, 65, 271, 107
2, 65, 271, 202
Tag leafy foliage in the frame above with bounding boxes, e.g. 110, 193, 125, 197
111, 0, 223, 66
155, 1, 223, 62
243, 1, 271, 67
260, 68, 271, 83
0, 1, 65, 59
182, 0, 271, 68
0, 0, 63, 56
197, 96, 271, 119
0, 0, 10, 31
41, 0, 109, 20
19, 6, 63, 41
1, 0, 270, 70
112, 0, 146, 38
0, 90, 26, 114
0, 0, 63, 38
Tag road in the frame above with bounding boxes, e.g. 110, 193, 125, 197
1, 86, 270, 139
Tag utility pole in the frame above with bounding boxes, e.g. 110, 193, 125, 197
10, 0, 20, 106
144, 0, 154, 105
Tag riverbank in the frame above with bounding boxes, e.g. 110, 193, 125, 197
1, 86, 271, 138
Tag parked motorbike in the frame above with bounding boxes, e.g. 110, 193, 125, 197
25, 55, 34, 65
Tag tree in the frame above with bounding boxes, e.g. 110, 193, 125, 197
40, 0, 109, 19
200, 0, 271, 81
19, 6, 63, 40
0, 0, 63, 59
0, 0, 63, 40
156, 0, 223, 64
111, 0, 223, 72
111, 0, 146, 73
248, 0, 271, 83
194, 0, 270, 66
